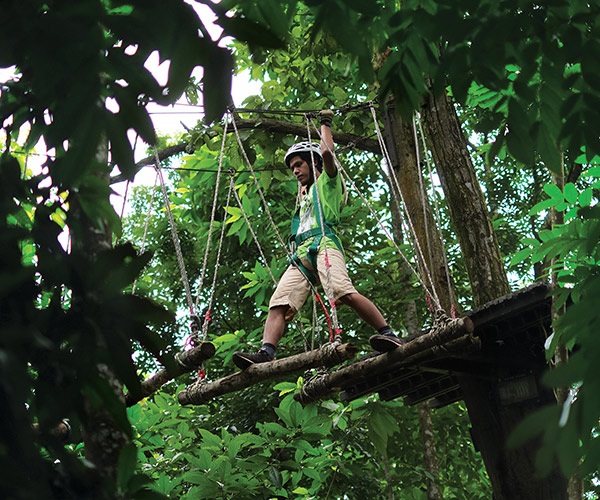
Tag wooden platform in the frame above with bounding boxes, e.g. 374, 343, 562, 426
339, 283, 552, 408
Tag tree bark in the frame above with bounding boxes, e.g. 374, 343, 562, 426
417, 401, 443, 500
421, 89, 509, 308
421, 88, 567, 500
383, 114, 443, 500
178, 342, 358, 405
130, 118, 381, 172
70, 143, 129, 497
383, 103, 457, 314
125, 342, 215, 407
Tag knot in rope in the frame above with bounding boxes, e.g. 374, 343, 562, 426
298, 372, 330, 404
318, 342, 345, 367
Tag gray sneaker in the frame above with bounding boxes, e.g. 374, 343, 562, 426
233, 349, 273, 370
369, 334, 405, 353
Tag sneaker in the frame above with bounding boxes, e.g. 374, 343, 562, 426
232, 349, 273, 370
369, 334, 405, 353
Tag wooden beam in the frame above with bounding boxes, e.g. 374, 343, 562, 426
177, 342, 358, 405
295, 317, 475, 404
125, 342, 215, 407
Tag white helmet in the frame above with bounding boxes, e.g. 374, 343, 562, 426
284, 141, 323, 170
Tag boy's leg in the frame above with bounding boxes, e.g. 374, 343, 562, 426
233, 264, 311, 369
335, 292, 387, 330
317, 248, 404, 352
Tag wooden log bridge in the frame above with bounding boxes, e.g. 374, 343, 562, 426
178, 342, 358, 405
294, 317, 476, 405
126, 342, 216, 407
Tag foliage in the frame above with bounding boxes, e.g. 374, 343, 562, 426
509, 163, 600, 481
4, 0, 600, 498
125, 380, 488, 500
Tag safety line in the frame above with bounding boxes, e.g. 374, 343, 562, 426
305, 114, 342, 341
152, 146, 196, 315
415, 113, 454, 308
309, 114, 440, 308
195, 119, 229, 313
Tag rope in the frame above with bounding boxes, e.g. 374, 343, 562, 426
132, 171, 160, 294
194, 119, 229, 313
415, 114, 454, 310
231, 170, 313, 350
229, 113, 334, 342
152, 145, 196, 315
200, 175, 234, 341
308, 114, 439, 306
229, 111, 289, 253
365, 104, 442, 309
411, 117, 435, 277
305, 114, 342, 342
231, 174, 278, 286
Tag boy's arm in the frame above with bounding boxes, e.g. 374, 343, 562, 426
319, 110, 337, 178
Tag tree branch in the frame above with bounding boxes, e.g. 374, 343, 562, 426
177, 342, 358, 405
121, 117, 381, 181
233, 117, 381, 155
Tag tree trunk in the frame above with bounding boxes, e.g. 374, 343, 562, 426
383, 104, 456, 314
70, 143, 129, 498
383, 113, 443, 500
421, 88, 567, 500
421, 89, 509, 308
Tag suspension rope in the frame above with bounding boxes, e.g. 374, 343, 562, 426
229, 115, 334, 342
231, 174, 278, 286
365, 104, 442, 309
201, 175, 234, 341
415, 114, 454, 312
308, 113, 440, 310
231, 170, 317, 349
195, 119, 229, 313
132, 171, 160, 294
411, 117, 435, 277
229, 111, 289, 253
152, 146, 196, 315
305, 114, 342, 342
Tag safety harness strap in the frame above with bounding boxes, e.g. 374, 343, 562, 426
289, 184, 343, 283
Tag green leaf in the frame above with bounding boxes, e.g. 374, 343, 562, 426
578, 187, 593, 207
543, 184, 564, 201
269, 466, 283, 489
506, 405, 559, 449
509, 247, 532, 267
563, 183, 577, 204
528, 198, 557, 215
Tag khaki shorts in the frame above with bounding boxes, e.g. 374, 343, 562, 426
269, 247, 358, 320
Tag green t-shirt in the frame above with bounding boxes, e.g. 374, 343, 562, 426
294, 170, 344, 259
